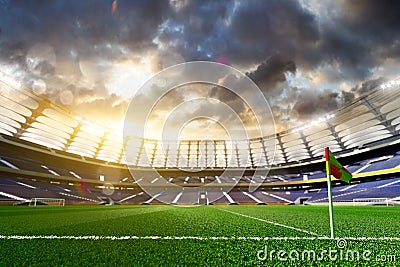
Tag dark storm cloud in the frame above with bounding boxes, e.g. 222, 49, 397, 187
311, 25, 373, 79
0, 0, 399, 131
340, 0, 400, 43
170, 0, 398, 83
0, 0, 171, 82
246, 53, 296, 94
233, 0, 400, 125
348, 77, 387, 100
209, 85, 239, 104
226, 0, 319, 65
292, 88, 340, 121
0, 0, 170, 47
292, 77, 388, 119
152, 0, 400, 127
341, 90, 355, 104
156, 0, 232, 61
174, 0, 230, 36
0, 0, 173, 124
1, 0, 398, 79
205, 53, 296, 114
157, 0, 320, 66
300, 0, 400, 80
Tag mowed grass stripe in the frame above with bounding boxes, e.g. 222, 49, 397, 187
216, 205, 330, 237
1, 206, 399, 237
2, 235, 400, 241
214, 207, 324, 237
215, 205, 400, 238
0, 205, 173, 235
0, 206, 311, 237
1, 238, 398, 266
47, 205, 306, 237
0, 205, 153, 217
0, 206, 399, 266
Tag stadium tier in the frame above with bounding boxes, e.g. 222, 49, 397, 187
1, 71, 400, 168
0, 72, 400, 205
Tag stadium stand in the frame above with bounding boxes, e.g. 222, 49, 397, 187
1, 72, 400, 205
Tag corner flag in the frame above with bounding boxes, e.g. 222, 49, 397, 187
324, 147, 353, 238
325, 148, 353, 183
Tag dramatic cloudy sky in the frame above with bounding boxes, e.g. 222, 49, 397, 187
0, 0, 399, 138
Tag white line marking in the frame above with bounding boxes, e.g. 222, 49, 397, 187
144, 192, 163, 204
368, 155, 393, 164
309, 188, 368, 203
172, 191, 183, 204
69, 171, 81, 179
222, 191, 236, 204
261, 191, 292, 203
58, 192, 98, 202
338, 184, 358, 192
274, 175, 287, 182
0, 158, 19, 169
0, 235, 398, 241
216, 208, 323, 237
0, 191, 27, 201
16, 182, 36, 189
41, 165, 60, 176
48, 169, 60, 176
119, 194, 137, 203
242, 191, 263, 204
377, 178, 400, 188
353, 164, 370, 174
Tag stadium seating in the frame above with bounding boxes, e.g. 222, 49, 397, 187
1, 73, 400, 206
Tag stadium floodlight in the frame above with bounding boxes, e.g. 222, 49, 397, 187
69, 171, 82, 179
292, 114, 334, 133
380, 79, 400, 89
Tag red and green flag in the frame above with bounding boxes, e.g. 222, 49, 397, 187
325, 148, 352, 183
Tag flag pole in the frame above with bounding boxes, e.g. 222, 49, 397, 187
325, 147, 335, 239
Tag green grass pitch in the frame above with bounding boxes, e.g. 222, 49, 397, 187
0, 205, 399, 266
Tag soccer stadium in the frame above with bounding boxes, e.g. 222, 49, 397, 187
1, 72, 400, 207
1, 1, 400, 266
1, 69, 400, 265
